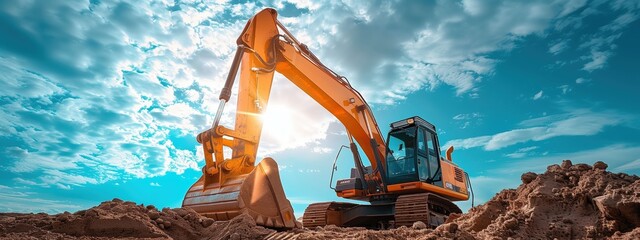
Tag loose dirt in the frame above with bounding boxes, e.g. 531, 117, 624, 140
455, 160, 639, 239
1, 160, 637, 239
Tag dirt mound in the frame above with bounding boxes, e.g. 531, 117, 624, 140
0, 198, 273, 240
1, 160, 637, 240
455, 160, 639, 239
262, 223, 474, 240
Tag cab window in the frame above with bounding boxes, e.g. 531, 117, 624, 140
425, 130, 442, 185
386, 127, 417, 183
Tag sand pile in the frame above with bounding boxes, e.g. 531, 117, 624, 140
262, 223, 474, 240
1, 160, 637, 240
0, 198, 275, 240
454, 160, 639, 239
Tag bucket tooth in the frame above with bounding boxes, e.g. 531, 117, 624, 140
238, 198, 245, 208
275, 219, 284, 228
256, 215, 265, 225
183, 157, 300, 228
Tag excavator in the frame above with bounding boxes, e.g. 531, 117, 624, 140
182, 8, 472, 229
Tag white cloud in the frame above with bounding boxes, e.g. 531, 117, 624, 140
549, 40, 569, 55
485, 127, 545, 150
284, 0, 594, 104
312, 147, 333, 154
582, 50, 611, 71
185, 89, 201, 102
445, 136, 492, 150
579, 29, 627, 72
532, 90, 544, 100
558, 0, 588, 17
497, 144, 640, 175
504, 152, 526, 159
14, 178, 38, 186
505, 146, 539, 158
600, 12, 639, 32
445, 109, 629, 151
38, 170, 99, 189
615, 158, 640, 171
547, 2, 638, 72
150, 182, 161, 187
452, 112, 483, 129
124, 71, 176, 105
576, 77, 590, 84
275, 0, 321, 11
287, 196, 327, 205
462, 0, 488, 16
0, 58, 64, 98
8, 147, 79, 173
171, 149, 200, 175
558, 85, 571, 94
0, 0, 224, 187
518, 146, 539, 152
0, 186, 87, 213
453, 112, 482, 120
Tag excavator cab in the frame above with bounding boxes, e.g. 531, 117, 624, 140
334, 116, 443, 190
334, 116, 447, 196
385, 116, 443, 186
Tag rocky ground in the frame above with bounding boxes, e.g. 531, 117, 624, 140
0, 160, 638, 239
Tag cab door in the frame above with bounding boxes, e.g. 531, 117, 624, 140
417, 127, 430, 181
385, 126, 419, 184
417, 127, 442, 186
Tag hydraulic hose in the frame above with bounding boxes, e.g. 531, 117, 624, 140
465, 172, 475, 207
329, 145, 350, 190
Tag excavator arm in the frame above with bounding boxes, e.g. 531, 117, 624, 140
184, 8, 389, 228
211, 8, 387, 186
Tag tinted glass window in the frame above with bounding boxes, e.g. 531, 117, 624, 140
417, 128, 429, 180
425, 131, 441, 183
386, 127, 417, 179
417, 127, 427, 155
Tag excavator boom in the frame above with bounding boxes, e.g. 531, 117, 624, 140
183, 8, 388, 228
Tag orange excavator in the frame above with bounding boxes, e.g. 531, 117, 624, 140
183, 8, 472, 229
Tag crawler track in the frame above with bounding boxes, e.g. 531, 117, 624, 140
394, 193, 461, 228
302, 202, 333, 228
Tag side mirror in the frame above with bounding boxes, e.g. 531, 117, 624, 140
446, 146, 454, 161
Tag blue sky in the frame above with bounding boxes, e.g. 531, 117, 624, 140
1, 0, 639, 216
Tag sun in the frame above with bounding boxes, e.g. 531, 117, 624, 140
261, 104, 295, 138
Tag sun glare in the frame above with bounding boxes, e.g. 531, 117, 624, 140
261, 104, 295, 137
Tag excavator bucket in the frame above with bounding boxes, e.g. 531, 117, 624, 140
182, 157, 301, 229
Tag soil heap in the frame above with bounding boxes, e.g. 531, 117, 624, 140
0, 199, 274, 240
0, 160, 637, 239
454, 160, 639, 239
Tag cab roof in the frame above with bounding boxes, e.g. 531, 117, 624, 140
389, 116, 436, 132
